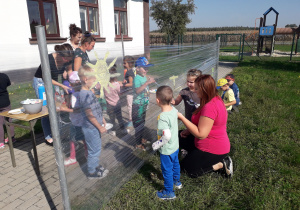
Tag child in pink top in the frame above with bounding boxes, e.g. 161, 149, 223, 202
103, 66, 127, 135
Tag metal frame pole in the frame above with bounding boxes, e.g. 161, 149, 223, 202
241, 34, 245, 60
35, 25, 71, 210
290, 32, 296, 61
238, 35, 242, 61
215, 37, 220, 81
121, 33, 125, 60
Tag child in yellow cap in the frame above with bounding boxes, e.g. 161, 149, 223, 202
217, 78, 236, 112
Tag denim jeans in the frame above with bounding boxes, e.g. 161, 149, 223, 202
82, 127, 102, 174
32, 77, 52, 140
70, 125, 84, 142
160, 149, 180, 193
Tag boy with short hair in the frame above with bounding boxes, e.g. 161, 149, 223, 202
225, 74, 240, 111
152, 85, 181, 200
217, 78, 236, 112
78, 65, 109, 179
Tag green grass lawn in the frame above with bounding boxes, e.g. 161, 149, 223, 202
105, 59, 300, 209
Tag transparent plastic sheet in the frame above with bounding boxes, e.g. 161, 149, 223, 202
1, 42, 219, 209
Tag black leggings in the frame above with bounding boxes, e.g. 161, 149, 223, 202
179, 131, 227, 178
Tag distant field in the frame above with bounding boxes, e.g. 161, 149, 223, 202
150, 30, 256, 36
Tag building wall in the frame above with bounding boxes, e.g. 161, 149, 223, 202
0, 0, 145, 72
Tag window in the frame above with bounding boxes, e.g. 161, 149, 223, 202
79, 0, 100, 36
26, 0, 60, 37
114, 0, 128, 37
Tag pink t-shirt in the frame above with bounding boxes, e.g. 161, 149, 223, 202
103, 81, 121, 106
191, 96, 230, 155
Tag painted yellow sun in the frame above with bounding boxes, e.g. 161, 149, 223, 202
85, 51, 120, 98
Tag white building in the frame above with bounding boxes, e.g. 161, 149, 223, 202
0, 0, 150, 72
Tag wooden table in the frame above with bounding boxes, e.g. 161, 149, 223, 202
0, 106, 49, 176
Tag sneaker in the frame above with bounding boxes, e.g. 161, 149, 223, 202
87, 172, 108, 180
222, 156, 233, 177
126, 121, 133, 128
4, 137, 16, 144
181, 149, 188, 158
109, 131, 116, 136
0, 143, 5, 149
64, 158, 77, 166
121, 128, 129, 135
96, 165, 109, 176
174, 181, 183, 189
156, 190, 176, 200
86, 166, 109, 180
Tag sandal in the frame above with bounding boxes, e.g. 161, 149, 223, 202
135, 144, 146, 151
141, 138, 150, 145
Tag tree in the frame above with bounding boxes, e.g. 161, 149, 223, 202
285, 24, 297, 28
150, 0, 195, 45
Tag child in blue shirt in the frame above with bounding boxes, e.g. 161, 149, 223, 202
225, 74, 240, 112
78, 65, 109, 179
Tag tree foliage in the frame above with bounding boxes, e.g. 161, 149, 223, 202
285, 24, 298, 28
150, 0, 195, 45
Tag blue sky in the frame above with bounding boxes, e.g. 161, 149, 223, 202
150, 0, 300, 31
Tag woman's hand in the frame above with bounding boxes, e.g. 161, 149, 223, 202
180, 129, 190, 138
177, 112, 184, 120
62, 85, 72, 94
63, 71, 68, 80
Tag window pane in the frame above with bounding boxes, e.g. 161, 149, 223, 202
80, 6, 88, 32
89, 8, 99, 35
120, 11, 127, 35
43, 2, 58, 34
79, 0, 97, 4
114, 0, 126, 8
26, 0, 41, 34
114, 11, 119, 35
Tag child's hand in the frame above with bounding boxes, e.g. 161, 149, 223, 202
147, 77, 155, 84
171, 98, 175, 105
180, 129, 190, 138
99, 126, 107, 134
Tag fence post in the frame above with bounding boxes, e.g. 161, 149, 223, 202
290, 32, 296, 61
121, 33, 125, 60
238, 34, 242, 61
192, 34, 194, 47
241, 34, 245, 60
35, 26, 71, 210
215, 37, 220, 81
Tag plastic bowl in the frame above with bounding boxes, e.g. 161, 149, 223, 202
20, 99, 43, 114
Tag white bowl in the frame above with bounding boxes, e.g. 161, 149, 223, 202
20, 99, 43, 114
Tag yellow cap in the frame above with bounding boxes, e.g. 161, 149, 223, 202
217, 78, 228, 87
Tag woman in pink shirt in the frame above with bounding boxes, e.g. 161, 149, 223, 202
177, 75, 233, 178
